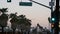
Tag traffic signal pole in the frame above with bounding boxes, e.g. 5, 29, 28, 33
51, 0, 53, 12
29, 0, 59, 34
50, 0, 54, 34
29, 0, 51, 9
54, 0, 59, 34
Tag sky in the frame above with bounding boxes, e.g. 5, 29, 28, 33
0, 0, 53, 29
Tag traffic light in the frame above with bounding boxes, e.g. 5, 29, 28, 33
59, 23, 60, 31
59, 24, 60, 28
7, 0, 11, 2
51, 17, 56, 22
59, 23, 60, 28
51, 12, 56, 23
51, 23, 54, 29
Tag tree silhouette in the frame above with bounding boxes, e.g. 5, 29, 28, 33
9, 12, 18, 34
10, 14, 31, 34
0, 8, 8, 32
17, 15, 31, 34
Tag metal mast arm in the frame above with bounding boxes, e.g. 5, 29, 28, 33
29, 0, 51, 9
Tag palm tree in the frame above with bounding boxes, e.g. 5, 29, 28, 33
0, 8, 8, 32
9, 12, 18, 34
10, 14, 31, 34
10, 14, 31, 33
17, 15, 31, 34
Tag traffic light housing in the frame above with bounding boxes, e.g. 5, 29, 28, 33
59, 24, 60, 28
51, 17, 56, 22
51, 23, 54, 29
51, 12, 56, 23
7, 0, 11, 2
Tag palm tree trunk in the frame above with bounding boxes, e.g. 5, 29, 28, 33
13, 29, 15, 34
2, 26, 4, 34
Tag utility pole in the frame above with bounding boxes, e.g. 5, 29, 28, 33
54, 0, 59, 34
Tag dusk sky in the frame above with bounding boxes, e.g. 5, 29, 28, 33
0, 0, 55, 29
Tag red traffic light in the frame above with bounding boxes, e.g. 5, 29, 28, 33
51, 23, 54, 28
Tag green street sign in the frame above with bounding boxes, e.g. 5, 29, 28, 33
19, 2, 32, 6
